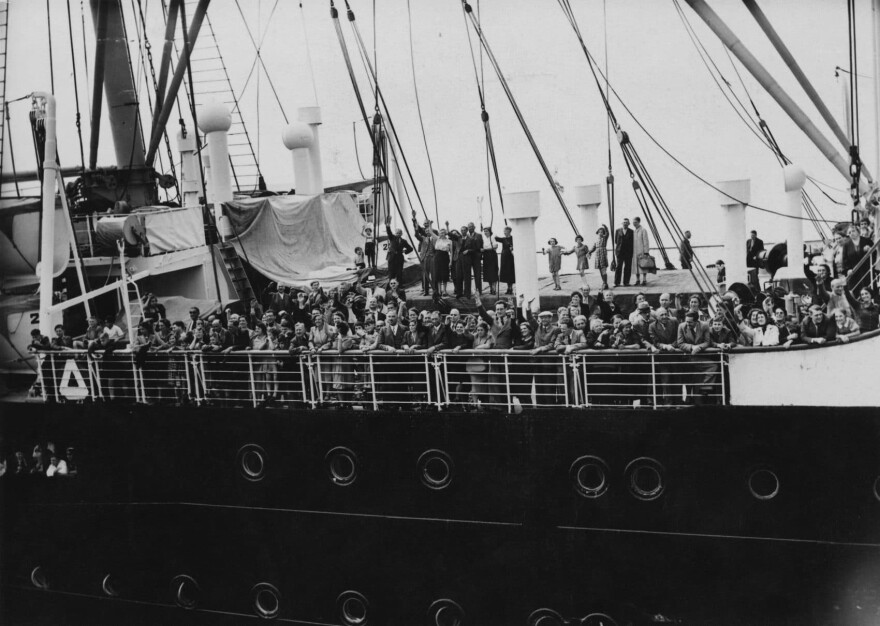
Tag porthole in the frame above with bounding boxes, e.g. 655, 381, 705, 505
570, 456, 610, 499
624, 457, 665, 501
748, 468, 780, 501
171, 574, 200, 610
418, 450, 454, 490
337, 590, 370, 625
428, 598, 465, 626
527, 607, 565, 626
582, 613, 618, 626
237, 444, 266, 482
251, 582, 281, 619
102, 574, 119, 597
326, 447, 358, 486
30, 566, 49, 590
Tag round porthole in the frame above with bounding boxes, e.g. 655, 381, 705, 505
251, 582, 281, 619
582, 613, 618, 626
30, 566, 49, 590
748, 468, 780, 501
570, 456, 610, 499
428, 598, 465, 626
527, 608, 565, 626
337, 590, 370, 625
418, 450, 454, 490
624, 457, 665, 501
171, 574, 200, 610
237, 444, 266, 482
326, 447, 358, 486
102, 574, 119, 597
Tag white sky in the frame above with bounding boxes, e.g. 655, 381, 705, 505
5, 0, 876, 251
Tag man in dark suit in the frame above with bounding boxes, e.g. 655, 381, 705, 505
613, 218, 633, 286
460, 222, 484, 297
842, 223, 875, 291
746, 230, 764, 290
385, 218, 413, 285
376, 309, 407, 403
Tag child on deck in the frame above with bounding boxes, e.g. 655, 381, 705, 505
354, 247, 366, 271
543, 238, 572, 291
568, 235, 591, 291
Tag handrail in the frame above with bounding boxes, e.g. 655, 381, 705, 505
847, 236, 880, 293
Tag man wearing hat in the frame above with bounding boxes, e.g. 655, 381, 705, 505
385, 215, 413, 285
412, 211, 438, 296
633, 300, 655, 337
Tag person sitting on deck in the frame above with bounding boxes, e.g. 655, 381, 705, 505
50, 324, 72, 350
800, 305, 837, 345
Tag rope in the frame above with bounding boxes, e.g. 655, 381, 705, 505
65, 0, 85, 169
847, 0, 862, 213
406, 0, 439, 225
46, 0, 55, 93
299, 2, 320, 105
462, 1, 580, 238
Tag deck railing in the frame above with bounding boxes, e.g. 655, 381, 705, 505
33, 350, 728, 410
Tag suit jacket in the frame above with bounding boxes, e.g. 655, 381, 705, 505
746, 237, 765, 268
841, 237, 875, 275
385, 225, 413, 261
461, 232, 484, 257
413, 223, 438, 261
614, 227, 633, 257
676, 322, 710, 351
426, 324, 449, 350
378, 324, 407, 350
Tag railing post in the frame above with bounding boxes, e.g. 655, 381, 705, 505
650, 353, 658, 409
720, 352, 727, 406
299, 356, 309, 407
581, 355, 589, 408
199, 354, 209, 405
503, 354, 512, 412
423, 354, 432, 405
49, 353, 59, 400
562, 354, 571, 407
433, 354, 443, 410
367, 354, 378, 410
183, 352, 193, 403
90, 356, 104, 400
441, 353, 451, 408
314, 354, 325, 405
248, 353, 258, 408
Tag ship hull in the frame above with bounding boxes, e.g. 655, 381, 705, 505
2, 402, 879, 625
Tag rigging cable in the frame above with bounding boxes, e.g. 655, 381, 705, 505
46, 0, 55, 93
329, 1, 417, 249
5, 105, 20, 196
406, 0, 439, 225
460, 0, 505, 229
461, 0, 580, 238
847, 0, 863, 218
65, 0, 86, 170
603, 0, 615, 246
233, 0, 288, 123
345, 0, 430, 224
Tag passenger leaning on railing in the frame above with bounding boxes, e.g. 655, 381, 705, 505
831, 308, 860, 343
800, 305, 837, 345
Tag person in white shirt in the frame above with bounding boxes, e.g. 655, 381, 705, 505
46, 451, 68, 477
88, 315, 125, 358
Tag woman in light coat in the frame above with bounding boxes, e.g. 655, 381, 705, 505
631, 217, 651, 287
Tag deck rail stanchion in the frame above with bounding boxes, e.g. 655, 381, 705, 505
247, 353, 258, 408
650, 353, 658, 409
367, 353, 378, 410
503, 354, 512, 412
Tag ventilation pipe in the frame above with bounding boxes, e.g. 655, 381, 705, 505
298, 106, 324, 193
503, 191, 541, 305
197, 102, 233, 237
177, 129, 203, 207
775, 164, 806, 280
717, 179, 750, 287
36, 92, 58, 336
573, 185, 602, 241
281, 122, 314, 195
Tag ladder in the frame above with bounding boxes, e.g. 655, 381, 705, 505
218, 241, 255, 305
166, 1, 262, 193
0, 2, 9, 184
118, 241, 145, 344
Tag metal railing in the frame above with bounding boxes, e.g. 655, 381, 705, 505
33, 350, 729, 410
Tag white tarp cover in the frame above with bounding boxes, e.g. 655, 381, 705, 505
138, 206, 206, 253
224, 193, 366, 285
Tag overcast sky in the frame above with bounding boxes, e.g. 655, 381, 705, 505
6, 0, 876, 251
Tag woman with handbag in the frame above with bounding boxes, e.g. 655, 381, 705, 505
631, 217, 652, 286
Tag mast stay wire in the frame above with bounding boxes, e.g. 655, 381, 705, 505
406, 0, 439, 226
557, 0, 730, 305
461, 0, 581, 238
344, 0, 430, 224
65, 0, 86, 170
233, 0, 288, 123
603, 0, 615, 247
460, 0, 505, 229
329, 1, 417, 249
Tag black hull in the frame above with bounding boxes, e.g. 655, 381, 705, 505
2, 402, 879, 625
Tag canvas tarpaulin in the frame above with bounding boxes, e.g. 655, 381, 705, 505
223, 193, 367, 285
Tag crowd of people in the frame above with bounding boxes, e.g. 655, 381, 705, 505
0, 441, 77, 478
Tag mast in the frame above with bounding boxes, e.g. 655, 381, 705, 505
873, 0, 880, 172
685, 0, 867, 190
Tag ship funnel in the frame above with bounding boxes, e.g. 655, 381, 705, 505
503, 191, 542, 306
298, 106, 324, 193
573, 184, 602, 241
282, 122, 315, 195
